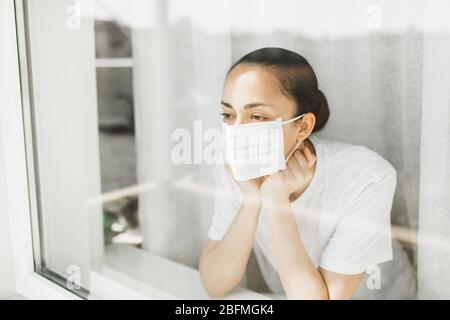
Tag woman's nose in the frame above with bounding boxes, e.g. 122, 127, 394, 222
234, 116, 249, 125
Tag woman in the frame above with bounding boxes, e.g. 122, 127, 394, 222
199, 47, 415, 300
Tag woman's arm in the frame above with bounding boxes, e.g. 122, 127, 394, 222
265, 201, 364, 299
199, 197, 260, 299
265, 201, 328, 299
261, 149, 364, 299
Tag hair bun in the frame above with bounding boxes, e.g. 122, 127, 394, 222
314, 90, 330, 132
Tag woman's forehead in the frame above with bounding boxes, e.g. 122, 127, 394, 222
224, 65, 278, 93
222, 65, 295, 113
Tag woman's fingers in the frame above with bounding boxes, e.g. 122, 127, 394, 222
303, 145, 316, 167
282, 165, 295, 180
286, 153, 302, 176
293, 149, 309, 171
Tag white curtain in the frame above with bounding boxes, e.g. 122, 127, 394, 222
128, 0, 450, 297
417, 3, 450, 299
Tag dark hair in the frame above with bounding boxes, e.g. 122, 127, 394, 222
227, 47, 329, 132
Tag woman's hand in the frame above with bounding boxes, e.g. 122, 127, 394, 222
224, 164, 263, 205
260, 145, 316, 210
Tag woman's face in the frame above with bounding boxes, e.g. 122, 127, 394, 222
221, 64, 313, 156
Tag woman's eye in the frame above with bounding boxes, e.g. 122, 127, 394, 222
251, 114, 268, 121
221, 113, 234, 120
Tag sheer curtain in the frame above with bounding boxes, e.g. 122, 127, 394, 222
417, 2, 450, 299
125, 0, 450, 297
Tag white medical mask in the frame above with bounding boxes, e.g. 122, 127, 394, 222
222, 114, 305, 181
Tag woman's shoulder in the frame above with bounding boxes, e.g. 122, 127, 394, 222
312, 134, 396, 183
312, 135, 398, 222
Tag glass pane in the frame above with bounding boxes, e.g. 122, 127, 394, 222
17, 0, 450, 300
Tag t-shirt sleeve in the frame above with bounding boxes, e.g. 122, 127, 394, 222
207, 165, 243, 241
319, 168, 397, 275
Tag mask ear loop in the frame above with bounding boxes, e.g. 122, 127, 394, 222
285, 139, 303, 164
282, 113, 305, 125
283, 114, 305, 163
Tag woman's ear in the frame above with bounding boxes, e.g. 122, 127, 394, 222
296, 112, 316, 141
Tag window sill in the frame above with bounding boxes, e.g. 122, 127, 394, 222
89, 244, 273, 300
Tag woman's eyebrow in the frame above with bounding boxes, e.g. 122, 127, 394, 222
220, 100, 274, 109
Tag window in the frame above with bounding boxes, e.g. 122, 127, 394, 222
11, 0, 450, 300
16, 0, 268, 299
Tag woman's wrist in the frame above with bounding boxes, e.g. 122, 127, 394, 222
262, 195, 291, 215
244, 191, 262, 208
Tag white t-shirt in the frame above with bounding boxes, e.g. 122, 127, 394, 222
207, 133, 416, 299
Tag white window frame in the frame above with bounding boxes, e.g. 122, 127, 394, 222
1, 0, 80, 300
2, 0, 271, 300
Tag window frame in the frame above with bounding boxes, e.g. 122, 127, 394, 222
3, 0, 270, 300
2, 0, 80, 300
